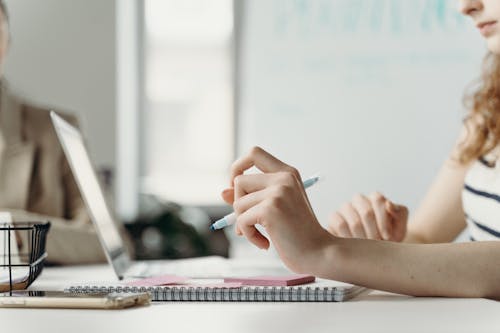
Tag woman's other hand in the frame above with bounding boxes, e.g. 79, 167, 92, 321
328, 192, 409, 242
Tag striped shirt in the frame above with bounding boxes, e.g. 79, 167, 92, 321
462, 154, 500, 241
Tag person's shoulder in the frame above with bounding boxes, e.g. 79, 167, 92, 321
1, 84, 81, 138
22, 102, 78, 126
14, 93, 79, 128
23, 106, 80, 145
19, 102, 80, 144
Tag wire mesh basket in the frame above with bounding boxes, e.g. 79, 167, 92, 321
0, 222, 51, 294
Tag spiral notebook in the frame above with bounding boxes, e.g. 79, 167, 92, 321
67, 279, 367, 302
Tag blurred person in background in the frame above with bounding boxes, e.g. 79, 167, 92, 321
0, 1, 108, 264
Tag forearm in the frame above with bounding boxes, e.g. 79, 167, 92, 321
316, 237, 500, 299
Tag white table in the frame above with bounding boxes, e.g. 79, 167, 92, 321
1, 265, 499, 333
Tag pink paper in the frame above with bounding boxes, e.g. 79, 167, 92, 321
224, 274, 315, 286
125, 275, 188, 287
179, 282, 243, 288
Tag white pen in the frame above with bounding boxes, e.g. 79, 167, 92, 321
209, 175, 321, 231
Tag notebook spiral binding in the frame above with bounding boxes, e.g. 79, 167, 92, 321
67, 285, 366, 302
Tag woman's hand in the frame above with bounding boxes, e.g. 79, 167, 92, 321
220, 147, 335, 274
327, 192, 409, 242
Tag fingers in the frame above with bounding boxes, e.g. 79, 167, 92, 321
233, 189, 268, 216
222, 173, 299, 241
221, 173, 276, 205
351, 194, 382, 240
386, 200, 409, 242
220, 186, 255, 236
329, 191, 409, 242
230, 146, 300, 186
339, 203, 367, 238
235, 224, 243, 236
236, 204, 270, 249
224, 186, 266, 238
232, 173, 273, 202
386, 200, 408, 220
229, 180, 288, 240
327, 212, 352, 238
233, 172, 302, 202
368, 192, 392, 240
328, 192, 401, 241
221, 188, 234, 205
227, 172, 305, 250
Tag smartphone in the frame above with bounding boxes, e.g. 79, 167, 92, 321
0, 291, 151, 309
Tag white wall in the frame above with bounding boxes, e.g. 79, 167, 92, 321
238, 0, 486, 226
4, 0, 116, 170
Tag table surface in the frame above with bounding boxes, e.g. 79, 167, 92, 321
1, 264, 499, 333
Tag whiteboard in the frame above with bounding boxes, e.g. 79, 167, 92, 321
237, 0, 486, 225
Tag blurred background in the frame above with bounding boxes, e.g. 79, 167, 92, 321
3, 0, 486, 259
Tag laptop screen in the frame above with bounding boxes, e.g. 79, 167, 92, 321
51, 112, 127, 266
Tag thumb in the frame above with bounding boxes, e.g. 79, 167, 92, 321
385, 201, 408, 241
386, 200, 404, 218
221, 188, 235, 205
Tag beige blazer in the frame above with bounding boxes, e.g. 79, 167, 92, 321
0, 85, 108, 264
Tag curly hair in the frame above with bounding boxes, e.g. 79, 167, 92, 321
459, 52, 500, 165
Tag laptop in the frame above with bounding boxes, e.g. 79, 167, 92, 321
50, 112, 294, 280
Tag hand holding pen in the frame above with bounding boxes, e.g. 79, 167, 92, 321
215, 147, 333, 275
211, 175, 321, 230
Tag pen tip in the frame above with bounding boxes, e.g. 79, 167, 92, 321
209, 225, 215, 231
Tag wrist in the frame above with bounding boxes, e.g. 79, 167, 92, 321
310, 234, 356, 282
303, 231, 339, 277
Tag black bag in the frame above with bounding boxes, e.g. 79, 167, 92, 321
123, 194, 229, 260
